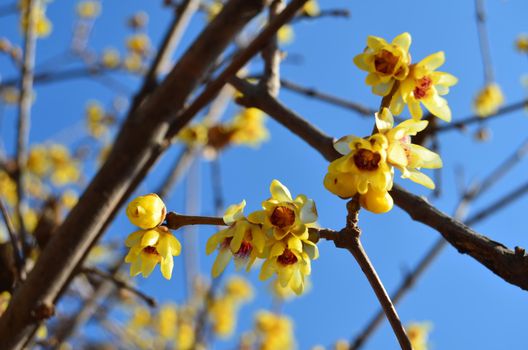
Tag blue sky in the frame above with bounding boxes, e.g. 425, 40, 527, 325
1, 0, 528, 349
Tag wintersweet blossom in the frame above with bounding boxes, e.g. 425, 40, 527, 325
248, 180, 319, 294
125, 226, 181, 279
473, 83, 504, 117
76, 1, 101, 19
353, 32, 412, 96
406, 322, 432, 350
255, 311, 296, 350
206, 201, 266, 277
126, 193, 166, 229
375, 108, 442, 189
396, 51, 458, 121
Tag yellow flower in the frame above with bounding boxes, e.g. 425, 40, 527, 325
206, 200, 266, 277
85, 100, 108, 138
126, 34, 150, 55
27, 144, 49, 176
177, 123, 208, 147
255, 311, 296, 350
406, 322, 432, 350
278, 25, 294, 45
396, 51, 458, 121
124, 53, 144, 73
127, 306, 151, 329
156, 303, 178, 339
61, 189, 78, 209
76, 1, 101, 19
209, 297, 237, 338
516, 34, 528, 53
224, 275, 254, 301
0, 291, 11, 315
19, 1, 52, 38
228, 108, 269, 147
101, 48, 120, 69
126, 193, 166, 229
354, 32, 411, 96
473, 83, 504, 117
0, 171, 17, 207
334, 339, 350, 350
206, 1, 223, 22
124, 226, 182, 279
375, 108, 442, 189
324, 134, 392, 198
46, 144, 81, 186
1, 87, 20, 105
248, 180, 318, 240
301, 0, 320, 17
259, 234, 317, 295
358, 185, 394, 214
176, 321, 195, 350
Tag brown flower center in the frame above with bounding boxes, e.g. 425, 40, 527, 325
270, 206, 296, 228
374, 50, 399, 75
143, 246, 159, 255
353, 149, 381, 171
413, 76, 433, 99
277, 249, 298, 266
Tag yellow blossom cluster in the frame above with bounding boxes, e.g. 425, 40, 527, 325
516, 34, 528, 53
207, 180, 318, 295
84, 100, 115, 138
354, 32, 457, 122
125, 194, 182, 279
325, 108, 442, 213
19, 0, 53, 38
473, 83, 504, 117
26, 143, 81, 186
209, 276, 253, 338
125, 303, 196, 350
254, 310, 296, 350
176, 108, 269, 151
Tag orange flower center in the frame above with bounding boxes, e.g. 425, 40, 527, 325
353, 149, 381, 171
374, 50, 399, 75
277, 248, 298, 266
143, 246, 159, 256
270, 206, 295, 228
413, 76, 433, 99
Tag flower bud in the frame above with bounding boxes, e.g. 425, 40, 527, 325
126, 193, 166, 229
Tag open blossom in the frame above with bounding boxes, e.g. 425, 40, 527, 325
76, 1, 101, 19
206, 201, 266, 277
248, 180, 318, 294
228, 108, 269, 147
354, 32, 412, 96
473, 83, 504, 117
101, 47, 120, 69
255, 311, 296, 350
126, 33, 150, 55
324, 134, 393, 198
324, 133, 394, 213
376, 108, 442, 189
247, 180, 318, 240
125, 226, 181, 279
126, 193, 166, 229
395, 51, 458, 121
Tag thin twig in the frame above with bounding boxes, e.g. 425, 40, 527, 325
292, 8, 350, 23
280, 78, 375, 116
475, 0, 494, 84
0, 199, 25, 281
15, 0, 39, 258
331, 198, 411, 350
81, 267, 156, 307
259, 0, 284, 97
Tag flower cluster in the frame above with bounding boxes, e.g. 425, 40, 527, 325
19, 0, 52, 38
124, 193, 182, 279
176, 107, 269, 153
354, 33, 458, 122
254, 310, 296, 350
84, 100, 116, 138
207, 180, 318, 295
325, 108, 442, 213
27, 143, 81, 186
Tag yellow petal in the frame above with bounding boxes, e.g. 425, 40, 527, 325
212, 249, 232, 278
422, 94, 451, 122
141, 229, 160, 247
375, 107, 394, 133
270, 179, 292, 202
419, 51, 445, 71
392, 32, 411, 51
405, 169, 435, 189
161, 255, 174, 280
367, 35, 388, 50
223, 200, 246, 225
141, 255, 158, 277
